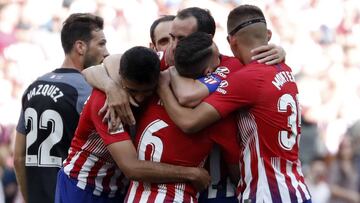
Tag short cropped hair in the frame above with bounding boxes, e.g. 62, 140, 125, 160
174, 32, 213, 79
177, 7, 216, 36
61, 13, 104, 54
119, 46, 160, 84
227, 4, 266, 35
150, 15, 175, 44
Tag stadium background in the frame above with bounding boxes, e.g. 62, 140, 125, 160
0, 0, 359, 202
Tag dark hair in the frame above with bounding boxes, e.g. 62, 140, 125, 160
119, 46, 160, 84
174, 32, 213, 79
227, 4, 266, 35
177, 7, 216, 36
150, 15, 175, 44
61, 13, 104, 54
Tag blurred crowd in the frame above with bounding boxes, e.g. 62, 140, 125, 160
0, 0, 359, 202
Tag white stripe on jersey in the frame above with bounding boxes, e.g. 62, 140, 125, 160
174, 183, 185, 202
77, 154, 98, 188
226, 177, 235, 197
93, 163, 111, 195
108, 168, 121, 197
241, 140, 252, 201
126, 181, 139, 202
272, 158, 291, 203
287, 162, 302, 202
64, 150, 81, 172
139, 183, 151, 202
154, 184, 167, 202
257, 158, 272, 203
296, 165, 311, 199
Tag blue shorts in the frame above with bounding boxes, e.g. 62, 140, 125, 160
55, 169, 124, 203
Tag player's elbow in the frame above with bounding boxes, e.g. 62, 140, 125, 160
178, 120, 201, 134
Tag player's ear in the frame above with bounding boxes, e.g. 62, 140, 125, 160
267, 29, 272, 42
74, 40, 87, 55
149, 42, 156, 51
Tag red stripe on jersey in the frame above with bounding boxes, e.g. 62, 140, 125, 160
164, 184, 175, 202
237, 151, 246, 202
133, 182, 145, 202
146, 183, 157, 203
264, 158, 281, 202
102, 166, 115, 194
281, 159, 297, 203
86, 159, 103, 186
292, 164, 306, 201
69, 151, 88, 179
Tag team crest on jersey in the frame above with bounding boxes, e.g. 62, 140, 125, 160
108, 120, 124, 134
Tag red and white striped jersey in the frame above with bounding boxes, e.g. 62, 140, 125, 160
63, 89, 130, 197
205, 62, 311, 203
125, 96, 239, 203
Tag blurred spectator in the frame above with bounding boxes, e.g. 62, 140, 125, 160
305, 156, 331, 203
329, 136, 360, 203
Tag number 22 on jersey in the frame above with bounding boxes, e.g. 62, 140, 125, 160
25, 107, 63, 167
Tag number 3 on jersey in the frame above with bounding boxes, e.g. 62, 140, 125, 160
277, 94, 301, 151
25, 107, 63, 167
138, 119, 168, 162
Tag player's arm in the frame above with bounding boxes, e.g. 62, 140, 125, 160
107, 141, 210, 191
82, 54, 136, 126
169, 67, 211, 107
13, 131, 27, 203
157, 71, 220, 133
251, 43, 286, 65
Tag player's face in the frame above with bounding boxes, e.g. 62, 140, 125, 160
153, 21, 173, 52
121, 79, 157, 104
167, 16, 197, 60
83, 30, 109, 68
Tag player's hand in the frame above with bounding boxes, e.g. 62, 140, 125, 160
251, 43, 285, 65
104, 80, 137, 126
157, 69, 171, 90
189, 167, 211, 192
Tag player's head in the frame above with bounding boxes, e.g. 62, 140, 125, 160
150, 15, 175, 52
61, 13, 109, 68
170, 7, 216, 48
174, 32, 220, 79
227, 5, 271, 63
119, 46, 160, 104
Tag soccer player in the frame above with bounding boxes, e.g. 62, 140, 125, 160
149, 15, 175, 52
55, 46, 211, 203
13, 13, 109, 203
83, 7, 286, 203
124, 32, 240, 203
157, 5, 312, 203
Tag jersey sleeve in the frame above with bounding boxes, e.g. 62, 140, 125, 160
204, 68, 259, 118
16, 108, 26, 134
197, 74, 222, 93
89, 89, 131, 145
208, 114, 239, 164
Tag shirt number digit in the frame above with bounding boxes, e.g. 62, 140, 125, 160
25, 107, 63, 167
277, 94, 300, 151
138, 119, 168, 162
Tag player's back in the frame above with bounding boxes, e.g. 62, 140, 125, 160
17, 68, 91, 203
234, 62, 311, 202
125, 96, 239, 203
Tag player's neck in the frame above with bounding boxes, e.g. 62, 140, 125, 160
61, 54, 84, 72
